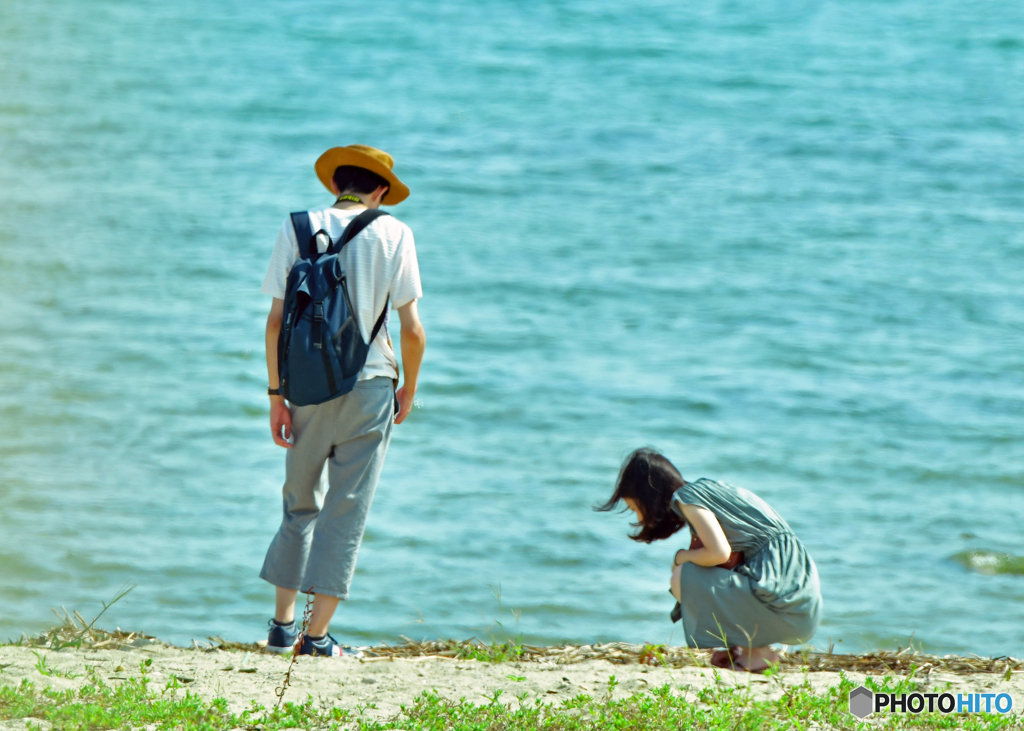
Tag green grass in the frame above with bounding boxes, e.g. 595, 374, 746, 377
1, 660, 1020, 730
453, 637, 527, 662
30, 652, 80, 680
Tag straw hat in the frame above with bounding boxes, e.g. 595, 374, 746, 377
314, 144, 410, 205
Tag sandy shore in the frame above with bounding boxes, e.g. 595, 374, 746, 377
2, 642, 1021, 723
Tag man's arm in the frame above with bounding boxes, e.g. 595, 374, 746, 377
394, 300, 426, 425
266, 297, 292, 448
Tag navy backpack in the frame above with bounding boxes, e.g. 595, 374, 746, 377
277, 209, 390, 406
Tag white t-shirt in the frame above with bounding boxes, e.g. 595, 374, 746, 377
261, 205, 422, 381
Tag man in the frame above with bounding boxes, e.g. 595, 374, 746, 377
259, 144, 426, 657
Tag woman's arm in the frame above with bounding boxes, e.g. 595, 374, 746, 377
673, 503, 732, 567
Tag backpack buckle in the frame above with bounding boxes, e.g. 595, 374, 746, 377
312, 301, 325, 350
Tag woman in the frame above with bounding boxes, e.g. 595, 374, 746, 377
599, 448, 822, 672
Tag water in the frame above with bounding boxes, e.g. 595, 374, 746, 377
2, 0, 1023, 656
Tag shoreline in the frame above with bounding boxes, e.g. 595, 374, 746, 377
10, 625, 1022, 677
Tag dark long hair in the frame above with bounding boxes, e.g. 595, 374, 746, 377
596, 448, 685, 543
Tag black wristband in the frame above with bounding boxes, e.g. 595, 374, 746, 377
267, 387, 281, 396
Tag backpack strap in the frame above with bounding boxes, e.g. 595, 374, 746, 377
369, 298, 390, 344
290, 211, 315, 259
338, 209, 393, 350
331, 209, 391, 254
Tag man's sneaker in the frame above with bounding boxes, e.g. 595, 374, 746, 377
297, 633, 355, 657
266, 619, 298, 654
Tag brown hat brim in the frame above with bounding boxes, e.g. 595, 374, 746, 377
315, 147, 410, 205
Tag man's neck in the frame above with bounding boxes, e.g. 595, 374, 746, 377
332, 192, 376, 211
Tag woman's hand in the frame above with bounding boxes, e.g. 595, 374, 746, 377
670, 563, 683, 601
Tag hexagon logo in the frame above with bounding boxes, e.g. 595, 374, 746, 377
849, 686, 873, 719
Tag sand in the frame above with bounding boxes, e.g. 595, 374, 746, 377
2, 642, 1022, 725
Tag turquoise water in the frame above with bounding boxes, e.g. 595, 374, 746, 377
2, 0, 1023, 656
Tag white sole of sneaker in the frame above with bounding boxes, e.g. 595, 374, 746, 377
266, 644, 295, 655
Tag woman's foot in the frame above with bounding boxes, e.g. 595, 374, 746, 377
710, 649, 734, 668
731, 646, 779, 672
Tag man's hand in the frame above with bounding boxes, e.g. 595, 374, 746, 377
395, 300, 425, 426
395, 386, 415, 424
270, 397, 293, 448
265, 299, 291, 448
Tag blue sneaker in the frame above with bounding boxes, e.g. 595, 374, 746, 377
266, 619, 298, 655
297, 633, 352, 657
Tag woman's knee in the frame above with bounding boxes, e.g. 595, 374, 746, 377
670, 564, 683, 601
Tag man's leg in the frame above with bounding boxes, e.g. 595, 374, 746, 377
275, 587, 299, 625
260, 403, 334, 606
278, 588, 335, 636
306, 594, 340, 637
303, 379, 394, 636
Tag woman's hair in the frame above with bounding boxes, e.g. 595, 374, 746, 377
332, 165, 390, 196
596, 448, 685, 543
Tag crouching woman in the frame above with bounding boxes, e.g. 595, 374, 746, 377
599, 448, 822, 672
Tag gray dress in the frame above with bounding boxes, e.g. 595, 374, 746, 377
670, 478, 822, 649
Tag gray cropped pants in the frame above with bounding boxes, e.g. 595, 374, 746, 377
260, 377, 394, 599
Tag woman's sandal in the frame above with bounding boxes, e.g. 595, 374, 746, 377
734, 660, 767, 674
709, 649, 736, 670
711, 647, 771, 674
